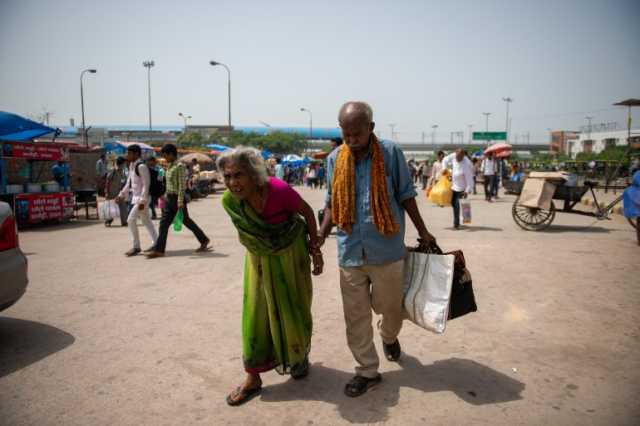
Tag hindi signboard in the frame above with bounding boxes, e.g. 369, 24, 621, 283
14, 192, 74, 224
2, 142, 68, 161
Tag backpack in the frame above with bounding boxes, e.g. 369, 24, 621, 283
148, 167, 166, 197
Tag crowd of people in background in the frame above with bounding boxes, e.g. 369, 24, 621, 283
97, 144, 210, 258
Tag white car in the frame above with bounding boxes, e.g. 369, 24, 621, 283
0, 201, 28, 311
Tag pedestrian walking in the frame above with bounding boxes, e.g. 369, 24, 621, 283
218, 147, 323, 406
471, 158, 479, 195
104, 156, 128, 227
481, 153, 498, 201
420, 160, 431, 190
317, 164, 326, 189
146, 157, 165, 220
443, 149, 474, 229
96, 154, 107, 196
318, 101, 436, 397
146, 144, 210, 259
115, 145, 158, 256
428, 151, 445, 189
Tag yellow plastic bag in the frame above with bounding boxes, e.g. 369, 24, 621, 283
428, 170, 453, 206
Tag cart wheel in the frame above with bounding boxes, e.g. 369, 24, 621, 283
628, 217, 638, 230
512, 199, 556, 231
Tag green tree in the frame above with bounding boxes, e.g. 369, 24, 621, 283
177, 132, 205, 147
225, 131, 308, 155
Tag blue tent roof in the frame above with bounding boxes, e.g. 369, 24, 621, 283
0, 111, 57, 141
207, 144, 231, 152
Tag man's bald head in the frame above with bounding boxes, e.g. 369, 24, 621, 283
338, 101, 375, 155
338, 101, 373, 127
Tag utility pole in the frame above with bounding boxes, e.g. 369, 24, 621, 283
143, 60, 155, 132
209, 60, 232, 127
585, 116, 594, 141
482, 112, 491, 146
502, 97, 513, 142
421, 131, 425, 144
468, 124, 473, 144
80, 68, 97, 147
482, 112, 491, 132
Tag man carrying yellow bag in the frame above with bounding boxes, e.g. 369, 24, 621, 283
428, 169, 453, 206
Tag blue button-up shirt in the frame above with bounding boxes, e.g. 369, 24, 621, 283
326, 139, 417, 267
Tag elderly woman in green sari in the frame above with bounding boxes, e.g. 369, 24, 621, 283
218, 147, 324, 406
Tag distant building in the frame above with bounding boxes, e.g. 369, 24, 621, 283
185, 125, 234, 139
549, 131, 580, 156
569, 127, 640, 158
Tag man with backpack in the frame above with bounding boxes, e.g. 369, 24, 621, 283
115, 144, 158, 256
146, 157, 165, 220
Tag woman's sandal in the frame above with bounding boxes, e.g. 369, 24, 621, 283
291, 358, 310, 380
344, 374, 382, 397
226, 386, 262, 406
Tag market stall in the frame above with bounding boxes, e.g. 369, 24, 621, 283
0, 111, 74, 227
179, 152, 219, 197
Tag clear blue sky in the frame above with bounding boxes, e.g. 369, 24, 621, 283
1, 0, 639, 142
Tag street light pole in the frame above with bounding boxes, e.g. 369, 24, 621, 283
143, 60, 155, 132
300, 108, 313, 139
209, 60, 232, 127
80, 68, 97, 148
431, 124, 438, 147
468, 124, 473, 144
482, 112, 491, 145
502, 97, 513, 142
178, 112, 192, 130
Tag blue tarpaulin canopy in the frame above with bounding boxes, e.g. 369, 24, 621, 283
0, 111, 57, 141
207, 144, 231, 152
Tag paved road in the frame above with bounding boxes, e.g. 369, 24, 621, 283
1, 186, 638, 425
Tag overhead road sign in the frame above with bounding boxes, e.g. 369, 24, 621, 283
473, 131, 507, 141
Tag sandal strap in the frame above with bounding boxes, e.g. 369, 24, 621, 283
347, 375, 375, 391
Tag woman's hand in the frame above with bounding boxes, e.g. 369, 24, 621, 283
309, 244, 324, 275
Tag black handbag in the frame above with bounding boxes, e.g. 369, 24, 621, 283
415, 240, 478, 320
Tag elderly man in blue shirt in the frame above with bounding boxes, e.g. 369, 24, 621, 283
319, 101, 436, 397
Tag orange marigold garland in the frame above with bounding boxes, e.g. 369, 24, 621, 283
332, 135, 399, 236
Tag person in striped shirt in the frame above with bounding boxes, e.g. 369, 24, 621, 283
146, 144, 210, 258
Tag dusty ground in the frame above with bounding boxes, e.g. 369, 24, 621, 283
1, 186, 638, 425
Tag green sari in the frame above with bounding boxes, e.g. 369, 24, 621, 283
222, 190, 313, 375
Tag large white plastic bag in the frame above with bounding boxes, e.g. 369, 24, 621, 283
108, 201, 120, 219
403, 251, 455, 333
98, 200, 120, 220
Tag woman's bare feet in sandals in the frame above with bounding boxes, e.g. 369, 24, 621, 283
226, 374, 262, 406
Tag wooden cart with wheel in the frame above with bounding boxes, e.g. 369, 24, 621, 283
511, 175, 637, 232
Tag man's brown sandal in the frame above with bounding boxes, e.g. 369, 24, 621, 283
195, 239, 211, 253
344, 375, 381, 397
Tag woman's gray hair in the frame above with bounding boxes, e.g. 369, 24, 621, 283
216, 146, 269, 186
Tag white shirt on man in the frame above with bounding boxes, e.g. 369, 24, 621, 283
119, 160, 151, 205
481, 158, 497, 176
442, 153, 474, 193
